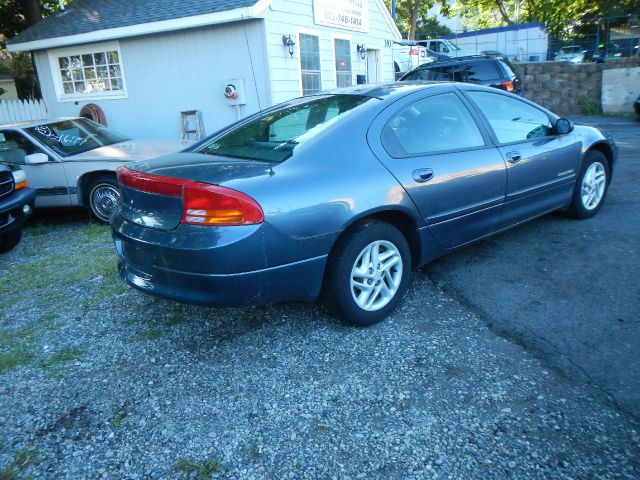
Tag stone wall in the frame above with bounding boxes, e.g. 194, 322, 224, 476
514, 57, 640, 115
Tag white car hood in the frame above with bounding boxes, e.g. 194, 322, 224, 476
66, 139, 190, 162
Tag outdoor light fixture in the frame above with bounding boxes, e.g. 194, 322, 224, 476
282, 35, 296, 57
357, 44, 366, 60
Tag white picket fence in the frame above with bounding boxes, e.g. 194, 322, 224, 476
0, 99, 48, 124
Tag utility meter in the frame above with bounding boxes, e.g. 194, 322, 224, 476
223, 79, 246, 105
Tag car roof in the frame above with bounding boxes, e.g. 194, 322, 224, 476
315, 82, 448, 99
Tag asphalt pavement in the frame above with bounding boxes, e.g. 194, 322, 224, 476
424, 115, 640, 418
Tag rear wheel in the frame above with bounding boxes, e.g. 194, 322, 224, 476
565, 150, 610, 219
0, 227, 22, 253
323, 220, 411, 326
87, 175, 120, 223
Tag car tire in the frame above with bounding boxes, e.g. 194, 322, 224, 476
0, 227, 22, 253
565, 150, 610, 219
323, 220, 411, 326
87, 175, 121, 223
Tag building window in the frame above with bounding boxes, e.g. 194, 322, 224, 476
300, 33, 321, 95
49, 43, 127, 101
334, 39, 352, 87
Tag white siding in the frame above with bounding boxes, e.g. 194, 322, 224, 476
263, 0, 399, 104
34, 21, 270, 139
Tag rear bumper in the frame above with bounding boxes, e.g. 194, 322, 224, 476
111, 215, 328, 307
116, 250, 326, 307
0, 187, 36, 234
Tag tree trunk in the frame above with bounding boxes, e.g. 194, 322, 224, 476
495, 0, 514, 25
408, 1, 418, 40
20, 0, 42, 27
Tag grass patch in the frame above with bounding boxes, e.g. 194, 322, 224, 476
174, 457, 222, 479
110, 406, 127, 430
0, 222, 117, 308
0, 347, 34, 373
162, 306, 185, 327
582, 100, 601, 115
0, 448, 42, 478
131, 327, 163, 342
38, 347, 83, 369
26, 223, 54, 236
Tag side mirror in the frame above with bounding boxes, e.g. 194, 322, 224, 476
25, 153, 49, 164
443, 47, 450, 53
555, 118, 574, 135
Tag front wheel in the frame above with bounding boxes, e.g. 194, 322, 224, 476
565, 150, 610, 219
323, 220, 411, 326
88, 176, 121, 223
0, 227, 22, 253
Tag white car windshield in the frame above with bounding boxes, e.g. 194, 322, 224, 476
25, 118, 130, 157
440, 40, 461, 51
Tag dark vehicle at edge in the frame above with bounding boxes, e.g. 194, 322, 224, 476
0, 163, 35, 253
111, 82, 616, 326
634, 94, 640, 120
400, 56, 523, 96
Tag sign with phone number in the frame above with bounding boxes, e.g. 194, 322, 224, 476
313, 0, 369, 33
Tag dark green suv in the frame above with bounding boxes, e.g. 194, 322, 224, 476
0, 163, 35, 253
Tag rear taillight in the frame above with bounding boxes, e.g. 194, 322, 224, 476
500, 80, 515, 93
409, 48, 419, 55
117, 166, 263, 226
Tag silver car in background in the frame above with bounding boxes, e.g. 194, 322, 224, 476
554, 46, 586, 63
0, 118, 188, 222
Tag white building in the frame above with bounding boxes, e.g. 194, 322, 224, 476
441, 22, 549, 62
7, 0, 401, 139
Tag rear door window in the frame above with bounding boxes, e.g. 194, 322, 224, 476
381, 92, 485, 156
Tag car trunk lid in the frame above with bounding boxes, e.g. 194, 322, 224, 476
118, 153, 270, 230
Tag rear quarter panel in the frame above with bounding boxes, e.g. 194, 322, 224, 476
218, 103, 425, 263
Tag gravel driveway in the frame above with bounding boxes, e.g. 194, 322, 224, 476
1, 211, 638, 479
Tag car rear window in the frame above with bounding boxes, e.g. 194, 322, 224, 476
194, 94, 371, 163
465, 61, 501, 82
25, 118, 130, 157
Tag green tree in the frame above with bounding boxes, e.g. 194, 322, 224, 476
384, 0, 435, 39
0, 0, 67, 99
438, 0, 639, 30
415, 15, 454, 39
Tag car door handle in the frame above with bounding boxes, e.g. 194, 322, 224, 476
506, 151, 522, 163
412, 168, 434, 183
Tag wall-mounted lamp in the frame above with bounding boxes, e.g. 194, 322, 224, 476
357, 44, 366, 60
282, 35, 296, 57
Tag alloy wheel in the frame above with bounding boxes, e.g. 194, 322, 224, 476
350, 240, 403, 311
580, 162, 606, 211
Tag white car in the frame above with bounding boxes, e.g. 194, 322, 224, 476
392, 41, 436, 75
554, 46, 586, 63
0, 118, 189, 222
416, 39, 477, 58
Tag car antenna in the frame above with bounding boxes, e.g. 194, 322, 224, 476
242, 16, 263, 113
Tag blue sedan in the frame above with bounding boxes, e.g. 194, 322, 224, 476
111, 83, 616, 326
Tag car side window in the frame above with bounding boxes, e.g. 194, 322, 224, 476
0, 130, 42, 155
0, 131, 37, 164
468, 91, 553, 143
381, 92, 485, 157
